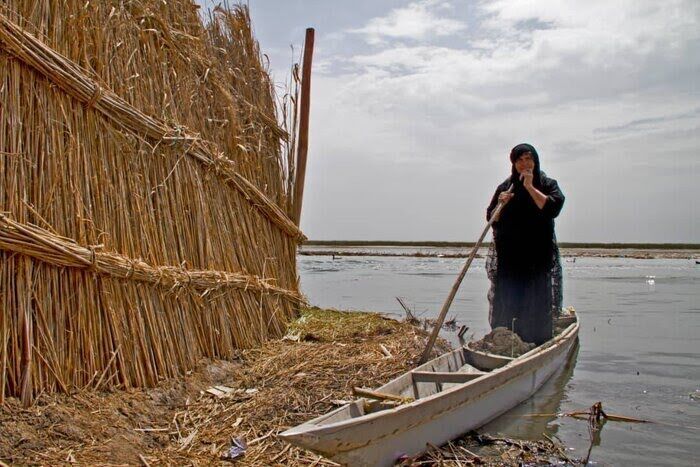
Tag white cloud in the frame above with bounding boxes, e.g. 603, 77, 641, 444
349, 0, 467, 45
478, 0, 700, 63
331, 0, 700, 119
298, 0, 700, 242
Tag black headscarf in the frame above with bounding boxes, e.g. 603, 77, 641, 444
509, 143, 543, 191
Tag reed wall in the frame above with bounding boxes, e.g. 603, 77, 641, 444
0, 1, 303, 405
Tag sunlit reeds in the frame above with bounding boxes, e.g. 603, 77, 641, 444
0, 1, 302, 406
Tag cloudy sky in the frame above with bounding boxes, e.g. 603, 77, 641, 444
204, 0, 698, 243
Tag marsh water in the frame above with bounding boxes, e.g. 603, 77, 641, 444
298, 247, 700, 466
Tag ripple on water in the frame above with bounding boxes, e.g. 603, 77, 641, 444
397, 271, 454, 277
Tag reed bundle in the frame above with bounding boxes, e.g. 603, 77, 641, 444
0, 1, 304, 405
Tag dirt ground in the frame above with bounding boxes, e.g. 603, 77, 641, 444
0, 308, 571, 466
0, 308, 448, 465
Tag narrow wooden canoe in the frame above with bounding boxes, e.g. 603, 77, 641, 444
280, 313, 579, 466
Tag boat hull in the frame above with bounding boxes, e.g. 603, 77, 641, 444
281, 319, 579, 467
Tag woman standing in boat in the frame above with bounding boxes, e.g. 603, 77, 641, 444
486, 143, 565, 345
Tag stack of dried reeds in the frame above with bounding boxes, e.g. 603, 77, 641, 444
0, 1, 304, 406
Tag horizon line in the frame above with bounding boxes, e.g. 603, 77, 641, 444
303, 240, 700, 250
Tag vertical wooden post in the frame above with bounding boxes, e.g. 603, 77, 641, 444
292, 28, 315, 226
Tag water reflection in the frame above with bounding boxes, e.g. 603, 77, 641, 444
481, 343, 580, 440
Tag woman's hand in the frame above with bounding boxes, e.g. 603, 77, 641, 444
492, 191, 513, 222
520, 171, 547, 209
520, 169, 534, 189
498, 192, 514, 205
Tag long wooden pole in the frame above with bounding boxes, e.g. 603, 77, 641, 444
419, 185, 514, 364
292, 28, 315, 226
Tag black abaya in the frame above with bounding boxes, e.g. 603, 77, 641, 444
485, 144, 565, 345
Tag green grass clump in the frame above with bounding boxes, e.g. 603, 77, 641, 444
287, 307, 399, 342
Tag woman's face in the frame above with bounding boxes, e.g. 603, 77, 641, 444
514, 152, 535, 174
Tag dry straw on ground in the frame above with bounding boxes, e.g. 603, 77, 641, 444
0, 1, 303, 406
0, 308, 573, 466
0, 308, 445, 465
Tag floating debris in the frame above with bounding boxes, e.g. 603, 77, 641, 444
399, 432, 575, 466
396, 297, 458, 331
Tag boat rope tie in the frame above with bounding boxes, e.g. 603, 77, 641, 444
0, 214, 303, 302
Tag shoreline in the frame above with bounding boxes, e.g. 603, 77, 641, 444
304, 240, 700, 250
299, 248, 700, 260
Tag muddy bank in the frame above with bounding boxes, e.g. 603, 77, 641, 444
562, 248, 700, 259
299, 250, 483, 258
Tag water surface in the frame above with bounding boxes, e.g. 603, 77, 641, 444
298, 251, 700, 466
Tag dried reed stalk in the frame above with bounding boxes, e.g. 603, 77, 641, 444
0, 9, 304, 242
0, 1, 303, 406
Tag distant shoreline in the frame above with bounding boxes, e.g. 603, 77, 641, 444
304, 240, 700, 250
299, 244, 700, 260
